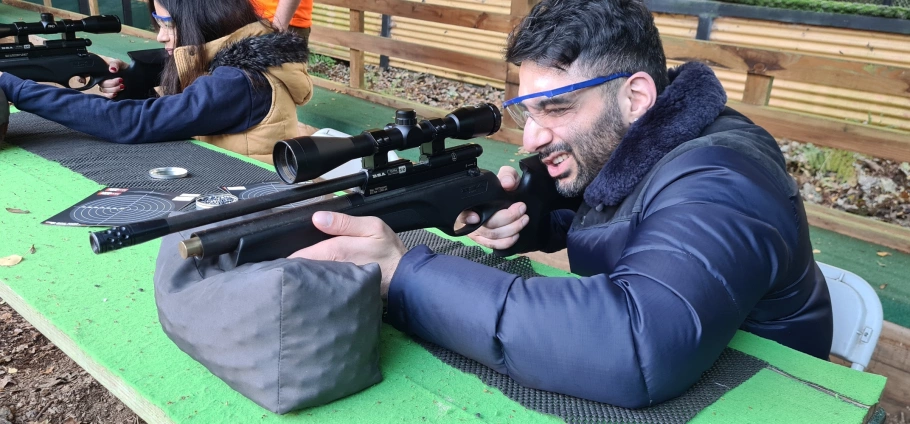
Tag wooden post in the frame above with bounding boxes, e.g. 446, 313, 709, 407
503, 0, 539, 128
504, 63, 521, 127
742, 73, 774, 106
88, 0, 99, 15
349, 9, 365, 90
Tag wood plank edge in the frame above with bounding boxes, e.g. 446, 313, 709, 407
806, 203, 910, 255
0, 281, 175, 424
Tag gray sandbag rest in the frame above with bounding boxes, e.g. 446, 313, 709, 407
153, 215, 383, 414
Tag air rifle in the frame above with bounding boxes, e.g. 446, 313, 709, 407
0, 13, 165, 100
89, 104, 581, 266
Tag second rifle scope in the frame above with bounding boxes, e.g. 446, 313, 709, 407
0, 13, 121, 39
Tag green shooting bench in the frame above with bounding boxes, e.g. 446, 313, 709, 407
0, 109, 888, 424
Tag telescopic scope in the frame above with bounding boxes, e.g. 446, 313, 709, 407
273, 103, 501, 184
0, 13, 121, 38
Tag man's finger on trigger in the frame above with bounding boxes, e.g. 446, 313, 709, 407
461, 211, 480, 225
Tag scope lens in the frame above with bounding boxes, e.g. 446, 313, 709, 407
274, 141, 300, 184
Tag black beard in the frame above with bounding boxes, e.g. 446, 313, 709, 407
553, 100, 627, 197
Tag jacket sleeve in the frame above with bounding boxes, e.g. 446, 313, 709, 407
386, 148, 791, 408
0, 67, 270, 143
540, 209, 575, 253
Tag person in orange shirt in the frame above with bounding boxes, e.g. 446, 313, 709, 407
251, 0, 313, 43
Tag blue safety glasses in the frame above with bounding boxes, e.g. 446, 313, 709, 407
152, 12, 175, 30
503, 72, 631, 129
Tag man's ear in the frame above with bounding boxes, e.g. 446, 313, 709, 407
620, 71, 657, 125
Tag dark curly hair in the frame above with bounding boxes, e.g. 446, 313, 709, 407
506, 0, 669, 94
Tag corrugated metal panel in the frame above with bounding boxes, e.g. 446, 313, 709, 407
770, 81, 910, 131
655, 14, 699, 38
708, 17, 910, 132
416, 0, 510, 14
711, 17, 910, 68
387, 17, 506, 87
310, 5, 382, 68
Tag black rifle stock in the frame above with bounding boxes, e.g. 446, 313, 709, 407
0, 13, 165, 100
89, 104, 581, 267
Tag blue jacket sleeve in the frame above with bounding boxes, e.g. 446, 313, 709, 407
386, 148, 790, 408
0, 67, 270, 143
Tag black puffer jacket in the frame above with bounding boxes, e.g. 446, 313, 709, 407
386, 62, 833, 408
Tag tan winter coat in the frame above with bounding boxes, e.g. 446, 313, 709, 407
172, 22, 314, 164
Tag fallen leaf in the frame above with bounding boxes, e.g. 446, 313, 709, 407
4, 207, 29, 214
0, 313, 10, 321
0, 375, 11, 389
7, 367, 17, 374
0, 255, 22, 267
28, 244, 36, 254
880, 284, 888, 289
877, 251, 891, 257
43, 366, 54, 374
812, 249, 821, 254
62, 418, 80, 424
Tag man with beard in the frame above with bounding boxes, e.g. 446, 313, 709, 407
290, 0, 833, 408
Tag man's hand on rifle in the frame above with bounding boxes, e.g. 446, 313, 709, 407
289, 211, 406, 300
459, 166, 529, 250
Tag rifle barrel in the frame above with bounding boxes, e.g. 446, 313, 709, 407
90, 172, 367, 254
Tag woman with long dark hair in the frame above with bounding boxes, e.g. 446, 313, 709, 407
0, 0, 312, 163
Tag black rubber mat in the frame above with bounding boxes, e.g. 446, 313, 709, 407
5, 112, 279, 195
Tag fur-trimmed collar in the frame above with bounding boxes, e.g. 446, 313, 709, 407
209, 31, 309, 73
584, 62, 727, 207
208, 29, 309, 87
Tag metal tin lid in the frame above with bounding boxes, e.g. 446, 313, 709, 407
195, 193, 239, 210
149, 167, 189, 179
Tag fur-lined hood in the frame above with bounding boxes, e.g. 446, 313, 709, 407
174, 21, 312, 105
584, 62, 728, 207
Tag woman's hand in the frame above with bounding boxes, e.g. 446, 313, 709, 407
77, 57, 127, 99
95, 58, 128, 99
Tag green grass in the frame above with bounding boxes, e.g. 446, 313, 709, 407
802, 144, 857, 183
719, 0, 910, 20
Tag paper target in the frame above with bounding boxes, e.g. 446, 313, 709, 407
223, 181, 328, 210
43, 188, 198, 227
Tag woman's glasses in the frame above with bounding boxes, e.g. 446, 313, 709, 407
152, 12, 175, 30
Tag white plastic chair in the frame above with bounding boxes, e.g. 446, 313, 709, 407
818, 262, 884, 371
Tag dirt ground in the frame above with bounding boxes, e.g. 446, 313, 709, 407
0, 300, 143, 424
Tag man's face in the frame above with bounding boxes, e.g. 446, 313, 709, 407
516, 62, 628, 197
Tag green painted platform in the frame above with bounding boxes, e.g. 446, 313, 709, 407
0, 4, 899, 422
0, 134, 887, 424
